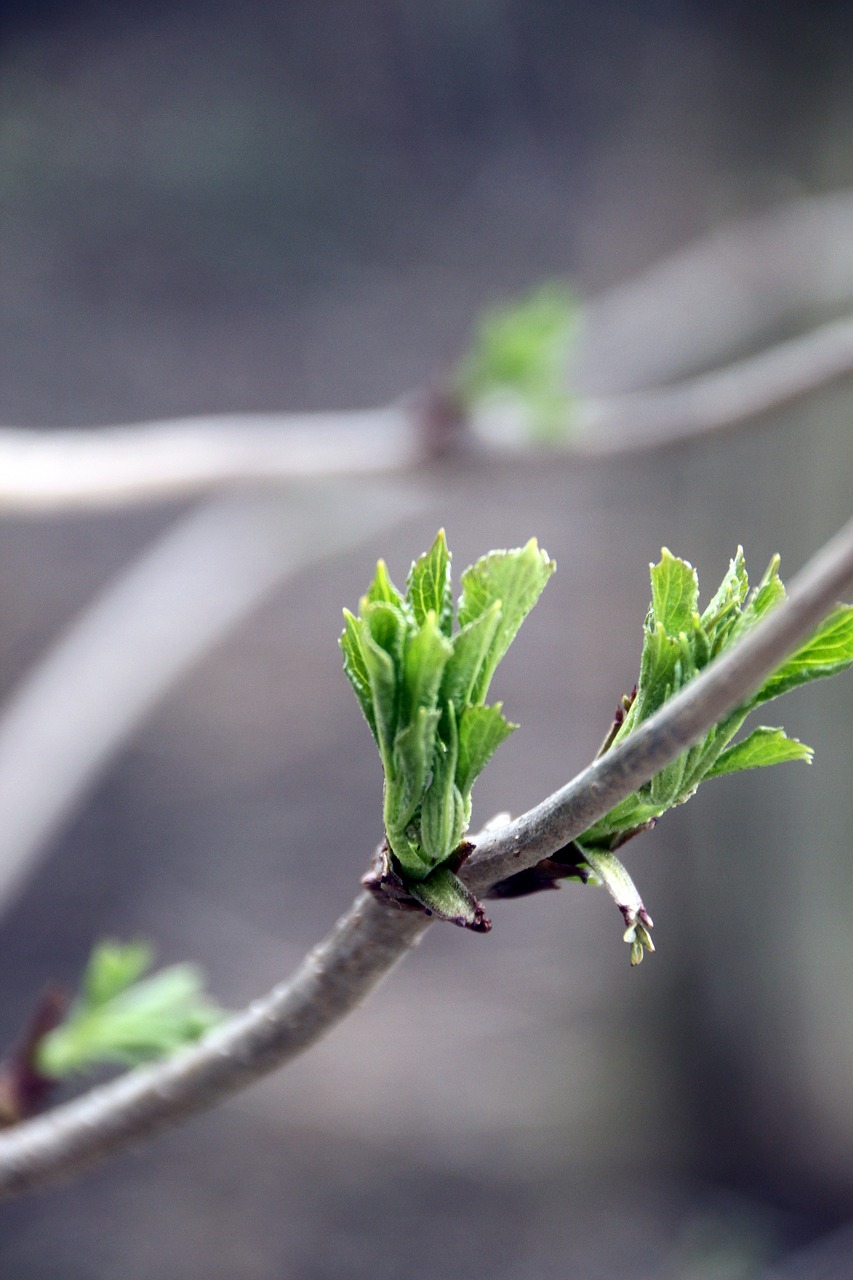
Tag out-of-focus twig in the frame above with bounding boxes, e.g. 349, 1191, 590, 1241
573, 313, 853, 451
0, 406, 423, 513
0, 484, 421, 918
0, 514, 850, 1199
2, 311, 852, 512
577, 188, 853, 392
4, 191, 853, 512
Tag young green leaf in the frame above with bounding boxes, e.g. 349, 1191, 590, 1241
706, 726, 813, 778
420, 705, 463, 863
82, 939, 152, 1008
459, 538, 555, 702
340, 610, 378, 743
456, 283, 579, 442
406, 529, 453, 636
440, 603, 502, 708
749, 605, 853, 707
355, 615, 399, 763
390, 708, 442, 832
365, 559, 406, 609
342, 532, 553, 928
456, 704, 516, 800
36, 942, 223, 1077
650, 549, 699, 636
700, 546, 748, 644
570, 545, 852, 963
401, 612, 453, 724
408, 866, 491, 932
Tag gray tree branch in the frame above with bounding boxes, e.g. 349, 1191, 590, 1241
1, 313, 853, 511
1, 513, 851, 1200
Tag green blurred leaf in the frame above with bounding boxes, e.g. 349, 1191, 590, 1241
82, 939, 152, 1008
36, 943, 223, 1077
457, 283, 579, 441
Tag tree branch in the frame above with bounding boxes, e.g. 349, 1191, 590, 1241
1, 515, 851, 1199
2, 311, 852, 511
0, 484, 422, 918
571, 314, 853, 454
0, 405, 426, 513
464, 513, 853, 890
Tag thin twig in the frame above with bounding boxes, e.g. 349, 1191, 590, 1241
0, 406, 423, 513
577, 189, 853, 392
2, 313, 853, 511
572, 314, 853, 453
0, 483, 422, 918
1, 515, 851, 1199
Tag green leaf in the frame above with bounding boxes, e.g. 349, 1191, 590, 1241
401, 611, 453, 723
36, 944, 223, 1077
456, 703, 516, 799
420, 706, 464, 863
407, 866, 491, 932
749, 605, 853, 707
648, 751, 688, 808
706, 726, 813, 778
440, 603, 502, 708
358, 611, 400, 763
406, 529, 453, 636
340, 611, 378, 743
700, 546, 748, 649
650, 549, 699, 635
744, 555, 786, 624
83, 939, 152, 1008
389, 708, 441, 830
342, 533, 553, 910
365, 559, 406, 609
458, 538, 555, 702
456, 284, 578, 442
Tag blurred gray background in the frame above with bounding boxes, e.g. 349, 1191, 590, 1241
1, 3, 852, 1277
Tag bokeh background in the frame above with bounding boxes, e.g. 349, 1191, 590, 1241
1, 3, 853, 1277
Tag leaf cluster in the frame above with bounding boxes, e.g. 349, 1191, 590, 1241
341, 531, 554, 926
36, 941, 223, 1076
456, 284, 578, 442
572, 547, 853, 959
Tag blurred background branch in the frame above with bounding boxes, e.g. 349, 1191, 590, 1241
4, 190, 853, 511
0, 485, 421, 918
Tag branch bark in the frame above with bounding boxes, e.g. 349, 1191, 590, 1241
2, 313, 853, 510
1, 514, 851, 1199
